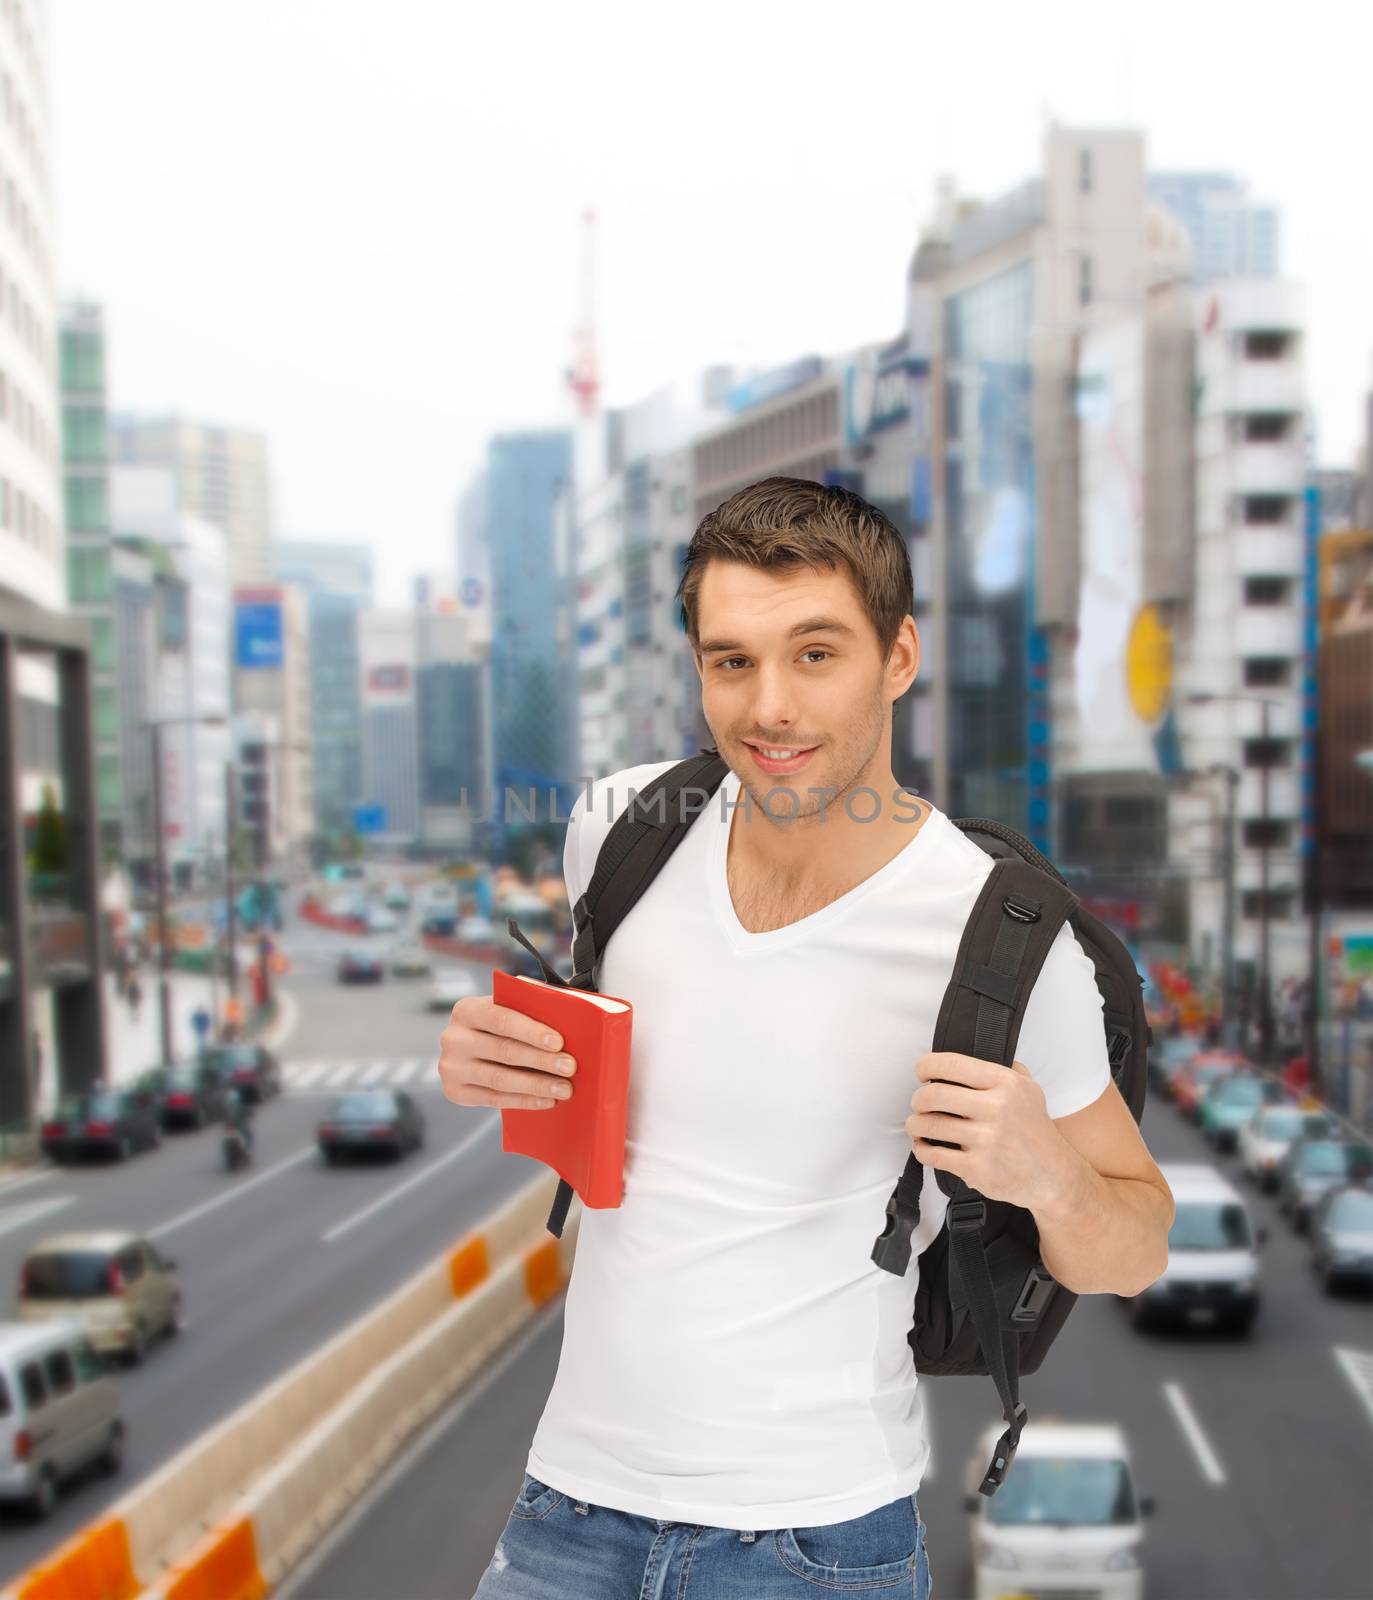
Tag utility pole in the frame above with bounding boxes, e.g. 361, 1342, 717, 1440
150, 719, 172, 1063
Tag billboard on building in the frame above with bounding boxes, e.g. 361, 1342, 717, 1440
367, 664, 410, 694
235, 596, 284, 670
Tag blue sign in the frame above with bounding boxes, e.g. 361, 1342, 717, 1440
460, 576, 484, 607
235, 602, 283, 669
353, 804, 387, 834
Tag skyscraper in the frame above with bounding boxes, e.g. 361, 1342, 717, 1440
109, 413, 273, 586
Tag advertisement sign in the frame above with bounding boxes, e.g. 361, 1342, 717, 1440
235, 601, 284, 669
354, 804, 387, 834
367, 664, 410, 694
460, 576, 485, 607
844, 351, 929, 446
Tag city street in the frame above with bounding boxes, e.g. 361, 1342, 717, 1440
0, 897, 528, 1584
280, 1092, 1373, 1600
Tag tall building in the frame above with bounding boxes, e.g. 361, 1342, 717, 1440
230, 583, 313, 868
111, 464, 231, 877
415, 609, 487, 851
270, 539, 371, 840
358, 609, 419, 843
1, 0, 109, 1119
110, 413, 272, 585
486, 430, 572, 824
1148, 171, 1279, 283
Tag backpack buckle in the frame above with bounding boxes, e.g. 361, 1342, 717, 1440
1010, 1262, 1057, 1325
947, 1198, 986, 1234
979, 1402, 1028, 1495
1107, 1027, 1132, 1069
870, 1193, 918, 1276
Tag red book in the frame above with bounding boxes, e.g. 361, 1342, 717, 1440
493, 968, 633, 1209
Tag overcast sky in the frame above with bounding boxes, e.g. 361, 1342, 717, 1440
52, 0, 1370, 606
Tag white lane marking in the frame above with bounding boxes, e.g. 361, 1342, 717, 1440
0, 1166, 56, 1199
322, 1115, 499, 1244
0, 1194, 75, 1237
145, 1145, 318, 1239
287, 1061, 330, 1087
1162, 1380, 1227, 1485
1333, 1347, 1373, 1427
320, 1062, 359, 1087
389, 1059, 425, 1085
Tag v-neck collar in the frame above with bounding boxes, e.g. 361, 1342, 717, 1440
708, 765, 943, 956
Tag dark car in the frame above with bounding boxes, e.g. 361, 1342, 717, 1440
1309, 1182, 1373, 1292
40, 1087, 163, 1163
201, 1042, 282, 1103
337, 946, 385, 984
156, 1060, 229, 1129
420, 912, 457, 938
501, 945, 546, 981
1277, 1138, 1373, 1233
317, 1087, 426, 1163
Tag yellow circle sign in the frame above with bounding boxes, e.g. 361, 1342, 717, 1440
1126, 604, 1172, 723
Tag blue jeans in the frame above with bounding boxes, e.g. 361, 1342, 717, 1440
471, 1473, 934, 1598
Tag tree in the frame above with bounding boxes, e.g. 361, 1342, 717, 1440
30, 783, 66, 876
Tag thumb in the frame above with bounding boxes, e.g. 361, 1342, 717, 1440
1010, 1060, 1031, 1077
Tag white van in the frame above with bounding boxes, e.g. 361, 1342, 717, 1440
1121, 1162, 1265, 1334
963, 1418, 1152, 1600
0, 1320, 123, 1519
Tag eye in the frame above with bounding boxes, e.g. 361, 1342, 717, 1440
800, 650, 833, 664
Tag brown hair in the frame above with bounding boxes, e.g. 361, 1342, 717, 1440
676, 475, 914, 662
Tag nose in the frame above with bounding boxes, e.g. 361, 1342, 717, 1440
746, 664, 802, 736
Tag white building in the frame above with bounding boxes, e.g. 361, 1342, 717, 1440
110, 464, 231, 876
573, 368, 734, 776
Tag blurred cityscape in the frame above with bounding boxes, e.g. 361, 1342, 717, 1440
0, 4, 1370, 1599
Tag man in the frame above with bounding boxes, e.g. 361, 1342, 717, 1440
441, 477, 1172, 1597
224, 1084, 255, 1155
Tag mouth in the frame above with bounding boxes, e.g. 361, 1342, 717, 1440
741, 741, 819, 775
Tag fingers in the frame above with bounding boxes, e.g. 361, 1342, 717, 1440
437, 992, 577, 1110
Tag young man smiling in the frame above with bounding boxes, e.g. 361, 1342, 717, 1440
454, 476, 1172, 1598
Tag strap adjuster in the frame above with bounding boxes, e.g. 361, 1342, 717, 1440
948, 1198, 986, 1234
979, 1401, 1028, 1494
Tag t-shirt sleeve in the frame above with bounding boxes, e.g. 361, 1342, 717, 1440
1014, 921, 1113, 1119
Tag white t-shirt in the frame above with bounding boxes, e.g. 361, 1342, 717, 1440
526, 759, 1111, 1530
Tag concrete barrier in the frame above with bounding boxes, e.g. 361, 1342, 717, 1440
0, 1171, 575, 1600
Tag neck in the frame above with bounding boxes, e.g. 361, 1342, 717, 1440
727, 760, 928, 883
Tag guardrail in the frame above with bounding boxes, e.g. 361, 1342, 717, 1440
3, 1170, 577, 1600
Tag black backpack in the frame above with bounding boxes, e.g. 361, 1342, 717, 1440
504, 748, 1151, 1497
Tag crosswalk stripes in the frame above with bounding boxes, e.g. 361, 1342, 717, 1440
280, 1058, 439, 1094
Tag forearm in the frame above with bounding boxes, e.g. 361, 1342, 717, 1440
1031, 1139, 1173, 1297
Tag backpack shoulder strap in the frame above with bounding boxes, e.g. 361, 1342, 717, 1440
567, 747, 728, 989
871, 850, 1078, 1275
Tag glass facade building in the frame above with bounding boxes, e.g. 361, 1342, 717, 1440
942, 261, 1049, 850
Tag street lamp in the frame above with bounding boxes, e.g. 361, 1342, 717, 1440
239, 737, 309, 1012
144, 712, 228, 1064
1185, 691, 1287, 1065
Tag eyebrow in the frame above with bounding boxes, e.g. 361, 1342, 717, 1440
697, 617, 858, 656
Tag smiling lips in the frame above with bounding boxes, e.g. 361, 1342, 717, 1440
743, 742, 819, 775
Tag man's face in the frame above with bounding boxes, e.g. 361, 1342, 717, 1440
692, 559, 917, 822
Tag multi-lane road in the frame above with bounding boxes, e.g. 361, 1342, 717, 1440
5, 887, 1371, 1600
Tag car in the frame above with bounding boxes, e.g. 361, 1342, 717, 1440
39, 1087, 163, 1163
1171, 1053, 1245, 1121
383, 882, 411, 911
389, 938, 432, 977
1237, 1104, 1336, 1191
364, 905, 400, 935
1197, 1072, 1285, 1151
337, 946, 385, 984
962, 1418, 1153, 1600
457, 914, 497, 945
428, 966, 479, 1011
1120, 1162, 1265, 1335
201, 1042, 282, 1103
501, 945, 546, 981
1308, 1181, 1373, 1293
317, 1087, 426, 1163
420, 911, 458, 938
1276, 1137, 1373, 1233
1150, 1033, 1203, 1097
0, 1321, 124, 1519
156, 1059, 229, 1128
16, 1231, 182, 1367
